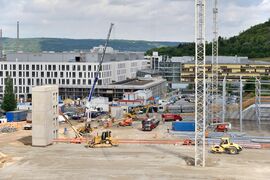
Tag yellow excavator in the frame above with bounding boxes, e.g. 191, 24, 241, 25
77, 122, 92, 136
211, 137, 242, 155
124, 112, 137, 120
86, 130, 118, 148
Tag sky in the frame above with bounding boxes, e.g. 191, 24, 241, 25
0, 0, 270, 42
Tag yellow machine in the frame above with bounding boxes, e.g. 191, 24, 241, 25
77, 122, 92, 136
87, 130, 118, 148
211, 137, 242, 155
124, 113, 137, 120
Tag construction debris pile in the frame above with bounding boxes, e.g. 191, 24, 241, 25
0, 122, 23, 133
0, 126, 17, 133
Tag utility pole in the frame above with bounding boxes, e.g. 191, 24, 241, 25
211, 0, 219, 124
195, 0, 206, 167
16, 21, 19, 52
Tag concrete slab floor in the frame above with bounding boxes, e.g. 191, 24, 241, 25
1, 143, 270, 180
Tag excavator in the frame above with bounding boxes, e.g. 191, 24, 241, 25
77, 121, 92, 135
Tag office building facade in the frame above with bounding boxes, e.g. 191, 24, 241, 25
0, 48, 150, 100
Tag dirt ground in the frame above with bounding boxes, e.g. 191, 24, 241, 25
1, 118, 270, 180
0, 142, 270, 180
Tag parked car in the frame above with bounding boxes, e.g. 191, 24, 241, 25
71, 114, 81, 120
0, 116, 7, 124
64, 112, 75, 117
23, 124, 32, 130
58, 114, 69, 123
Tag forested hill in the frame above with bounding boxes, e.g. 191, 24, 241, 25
147, 19, 270, 58
1, 38, 179, 52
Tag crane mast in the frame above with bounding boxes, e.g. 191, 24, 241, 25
211, 0, 219, 123
195, 0, 206, 167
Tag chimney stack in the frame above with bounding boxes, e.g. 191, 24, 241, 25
0, 29, 2, 59
16, 21, 19, 52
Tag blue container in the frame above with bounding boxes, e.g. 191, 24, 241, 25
6, 111, 27, 122
172, 121, 195, 131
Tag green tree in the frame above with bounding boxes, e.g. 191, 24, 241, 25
243, 77, 256, 94
1, 76, 17, 112
146, 19, 270, 59
261, 76, 270, 90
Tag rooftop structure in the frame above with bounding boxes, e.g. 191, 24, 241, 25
182, 62, 270, 82
146, 52, 270, 83
5, 46, 144, 63
91, 77, 167, 101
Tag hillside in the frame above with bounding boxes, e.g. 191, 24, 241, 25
2, 38, 179, 52
147, 19, 270, 58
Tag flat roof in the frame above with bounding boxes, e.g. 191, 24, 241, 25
113, 79, 153, 86
99, 78, 166, 90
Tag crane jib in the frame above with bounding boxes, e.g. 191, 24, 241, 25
87, 23, 114, 103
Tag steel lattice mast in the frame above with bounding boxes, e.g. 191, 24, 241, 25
222, 76, 226, 123
211, 0, 219, 124
195, 0, 206, 167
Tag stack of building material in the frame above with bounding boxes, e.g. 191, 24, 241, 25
0, 126, 17, 133
0, 122, 24, 133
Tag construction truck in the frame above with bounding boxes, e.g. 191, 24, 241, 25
142, 118, 160, 131
161, 113, 182, 121
211, 137, 242, 155
86, 130, 118, 148
208, 122, 232, 132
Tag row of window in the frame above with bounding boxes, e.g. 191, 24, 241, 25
0, 78, 94, 86
0, 64, 103, 71
0, 70, 105, 79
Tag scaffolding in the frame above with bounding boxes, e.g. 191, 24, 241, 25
222, 76, 226, 123
255, 79, 270, 128
239, 77, 243, 132
206, 77, 212, 123
194, 0, 206, 167
255, 78, 261, 128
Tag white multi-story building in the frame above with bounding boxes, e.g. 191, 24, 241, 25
0, 47, 150, 100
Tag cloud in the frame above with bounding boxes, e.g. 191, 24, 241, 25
0, 0, 269, 41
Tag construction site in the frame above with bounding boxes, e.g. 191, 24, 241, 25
1, 0, 270, 180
